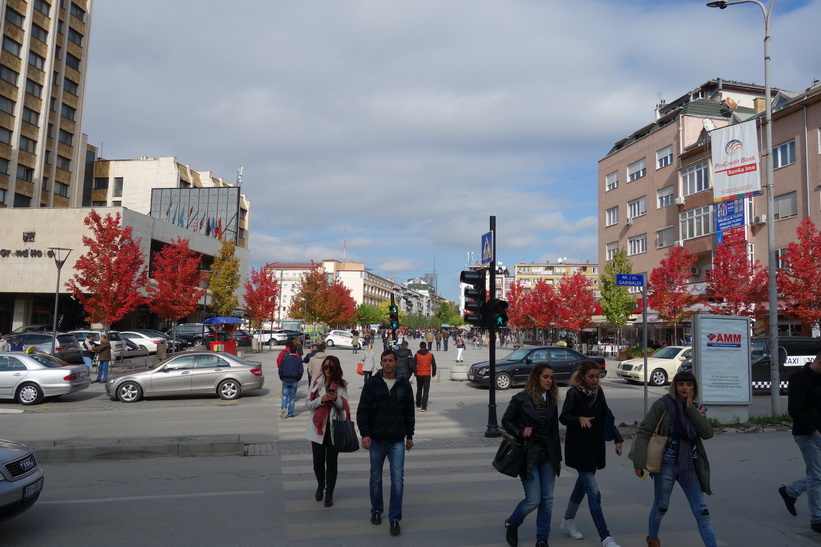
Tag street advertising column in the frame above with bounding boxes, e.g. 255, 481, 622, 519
693, 314, 751, 422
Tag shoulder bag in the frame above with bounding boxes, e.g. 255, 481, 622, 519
492, 437, 527, 478
628, 410, 668, 473
332, 407, 360, 453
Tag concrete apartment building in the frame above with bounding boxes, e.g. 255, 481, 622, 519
598, 78, 821, 332
513, 260, 599, 290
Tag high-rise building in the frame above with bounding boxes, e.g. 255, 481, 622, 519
1, 0, 93, 208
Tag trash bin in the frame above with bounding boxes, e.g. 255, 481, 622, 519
156, 339, 167, 359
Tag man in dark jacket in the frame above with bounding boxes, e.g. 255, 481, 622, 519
412, 342, 437, 412
394, 341, 413, 380
781, 351, 821, 533
357, 350, 415, 537
278, 341, 304, 419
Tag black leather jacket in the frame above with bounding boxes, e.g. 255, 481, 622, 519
501, 391, 561, 479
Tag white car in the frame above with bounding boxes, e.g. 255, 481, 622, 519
120, 331, 166, 354
325, 330, 355, 348
616, 346, 692, 386
68, 330, 128, 359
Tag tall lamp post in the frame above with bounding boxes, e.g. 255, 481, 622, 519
707, 0, 779, 416
48, 247, 72, 356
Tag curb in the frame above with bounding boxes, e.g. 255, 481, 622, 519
30, 435, 244, 463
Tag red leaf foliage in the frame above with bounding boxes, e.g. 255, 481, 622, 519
648, 246, 701, 327
779, 218, 821, 332
148, 238, 205, 322
556, 271, 596, 332
244, 267, 280, 327
505, 281, 534, 330
524, 280, 561, 330
705, 241, 767, 321
325, 280, 358, 327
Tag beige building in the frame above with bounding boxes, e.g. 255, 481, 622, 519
513, 261, 599, 291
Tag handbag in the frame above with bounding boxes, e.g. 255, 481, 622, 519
356, 362, 364, 375
628, 411, 668, 473
602, 407, 617, 441
332, 417, 360, 453
492, 437, 527, 478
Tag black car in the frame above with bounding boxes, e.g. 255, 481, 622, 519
468, 346, 606, 390
228, 329, 253, 347
166, 324, 217, 346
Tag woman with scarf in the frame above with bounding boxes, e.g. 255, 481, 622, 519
501, 363, 562, 547
559, 360, 624, 547
631, 370, 716, 547
304, 355, 349, 508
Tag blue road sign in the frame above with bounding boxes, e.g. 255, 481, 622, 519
481, 232, 493, 264
616, 274, 645, 287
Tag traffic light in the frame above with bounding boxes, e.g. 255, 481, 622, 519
489, 299, 509, 328
461, 269, 487, 327
389, 304, 399, 329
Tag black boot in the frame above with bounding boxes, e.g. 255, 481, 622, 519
315, 485, 323, 502
505, 519, 518, 546
535, 540, 549, 547
324, 491, 333, 507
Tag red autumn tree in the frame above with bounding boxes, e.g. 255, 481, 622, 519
148, 238, 205, 326
244, 266, 280, 331
505, 280, 534, 331
525, 279, 561, 342
648, 245, 701, 341
779, 218, 821, 333
66, 210, 148, 329
705, 241, 768, 326
289, 267, 329, 324
324, 280, 358, 327
557, 271, 596, 336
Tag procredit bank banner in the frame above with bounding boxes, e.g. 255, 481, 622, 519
710, 119, 762, 202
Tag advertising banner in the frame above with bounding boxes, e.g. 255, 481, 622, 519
693, 314, 751, 405
710, 120, 762, 202
715, 198, 747, 245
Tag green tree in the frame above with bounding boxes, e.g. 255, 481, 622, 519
600, 248, 635, 329
404, 312, 431, 329
357, 304, 384, 329
433, 301, 462, 327
209, 240, 240, 316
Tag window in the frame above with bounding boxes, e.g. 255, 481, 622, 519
65, 53, 81, 71
775, 247, 788, 268
0, 158, 8, 174
2, 37, 21, 57
56, 155, 71, 171
773, 192, 797, 220
656, 186, 674, 209
605, 206, 619, 227
0, 188, 5, 203
606, 242, 619, 261
61, 104, 75, 121
5, 7, 24, 28
22, 107, 39, 126
605, 171, 618, 191
680, 204, 714, 241
773, 140, 796, 169
656, 226, 675, 249
17, 164, 34, 181
70, 2, 86, 21
628, 196, 647, 218
19, 135, 36, 153
628, 234, 647, 256
31, 24, 48, 43
93, 177, 108, 189
63, 78, 78, 95
26, 79, 43, 98
55, 182, 69, 197
681, 161, 710, 196
0, 95, 14, 114
58, 129, 73, 145
0, 127, 10, 144
34, 0, 51, 16
656, 145, 673, 169
14, 193, 31, 207
113, 177, 123, 197
628, 158, 647, 181
42, 177, 50, 191
68, 28, 83, 46
28, 51, 45, 71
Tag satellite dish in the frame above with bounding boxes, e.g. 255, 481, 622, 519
725, 97, 738, 110
703, 119, 716, 131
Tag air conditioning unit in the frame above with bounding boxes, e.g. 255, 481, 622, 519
625, 217, 633, 226
753, 214, 768, 225
674, 197, 686, 206
690, 266, 701, 276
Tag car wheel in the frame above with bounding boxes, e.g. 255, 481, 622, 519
218, 379, 240, 400
326, 339, 335, 347
117, 381, 143, 403
193, 337, 203, 346
650, 369, 668, 386
138, 344, 147, 350
495, 373, 513, 390
16, 382, 44, 405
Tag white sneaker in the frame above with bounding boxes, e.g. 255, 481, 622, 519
280, 408, 287, 418
601, 537, 621, 547
560, 519, 584, 540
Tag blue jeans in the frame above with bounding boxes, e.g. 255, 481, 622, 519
281, 379, 298, 416
369, 440, 405, 521
95, 360, 109, 382
82, 355, 94, 375
649, 454, 717, 547
789, 434, 821, 524
564, 470, 610, 541
509, 459, 556, 541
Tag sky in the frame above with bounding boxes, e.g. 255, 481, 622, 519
82, 0, 821, 302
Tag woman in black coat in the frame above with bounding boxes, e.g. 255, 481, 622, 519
500, 363, 562, 547
559, 360, 624, 547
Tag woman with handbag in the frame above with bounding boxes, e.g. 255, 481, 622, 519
304, 355, 350, 508
500, 363, 562, 547
632, 370, 716, 547
361, 343, 379, 380
559, 360, 624, 547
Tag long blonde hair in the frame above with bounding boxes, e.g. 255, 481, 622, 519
525, 362, 559, 407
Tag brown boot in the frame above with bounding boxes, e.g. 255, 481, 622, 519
646, 538, 660, 547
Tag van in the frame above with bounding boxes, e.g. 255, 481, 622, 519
67, 330, 128, 359
751, 337, 821, 390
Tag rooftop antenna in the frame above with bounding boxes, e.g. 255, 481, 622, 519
236, 165, 243, 186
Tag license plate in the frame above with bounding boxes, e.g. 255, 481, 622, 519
24, 478, 43, 499
467, 374, 474, 380
79, 370, 89, 378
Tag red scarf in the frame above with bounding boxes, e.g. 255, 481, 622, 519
310, 378, 350, 435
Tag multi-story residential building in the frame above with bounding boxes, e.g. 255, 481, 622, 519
1, 0, 93, 209
599, 78, 821, 333
513, 261, 598, 291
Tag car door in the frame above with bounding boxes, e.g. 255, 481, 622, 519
547, 347, 577, 382
190, 354, 230, 393
516, 348, 547, 385
148, 354, 195, 395
0, 355, 29, 398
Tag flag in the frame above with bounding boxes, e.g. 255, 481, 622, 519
165, 200, 172, 221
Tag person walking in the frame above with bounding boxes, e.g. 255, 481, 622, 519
306, 344, 326, 387
412, 342, 436, 412
361, 343, 379, 380
93, 335, 112, 383
352, 331, 360, 355
425, 330, 435, 350
455, 336, 465, 363
780, 350, 821, 534
395, 341, 414, 381
632, 370, 716, 547
559, 360, 623, 547
305, 355, 349, 508
501, 363, 562, 547
279, 341, 304, 418
434, 331, 442, 351
81, 334, 96, 375
357, 350, 415, 537
442, 329, 449, 351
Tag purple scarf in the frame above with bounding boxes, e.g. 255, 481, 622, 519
661, 394, 696, 480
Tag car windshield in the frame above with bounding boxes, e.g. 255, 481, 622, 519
29, 354, 67, 367
652, 346, 685, 359
503, 348, 531, 361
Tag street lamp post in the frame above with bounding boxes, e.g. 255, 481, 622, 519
707, 0, 779, 416
48, 247, 72, 356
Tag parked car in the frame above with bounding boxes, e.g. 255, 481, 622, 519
227, 329, 253, 347
165, 324, 217, 346
121, 331, 167, 354
468, 346, 606, 390
3, 332, 83, 364
0, 352, 91, 405
616, 346, 692, 386
9, 324, 52, 335
67, 330, 128, 359
325, 330, 355, 348
130, 329, 188, 352
122, 337, 150, 358
270, 329, 312, 345
105, 351, 264, 403
0, 439, 44, 522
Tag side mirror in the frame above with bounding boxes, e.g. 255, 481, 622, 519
778, 346, 788, 366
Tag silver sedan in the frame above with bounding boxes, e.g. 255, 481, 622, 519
105, 352, 265, 403
0, 352, 91, 405
0, 439, 44, 522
